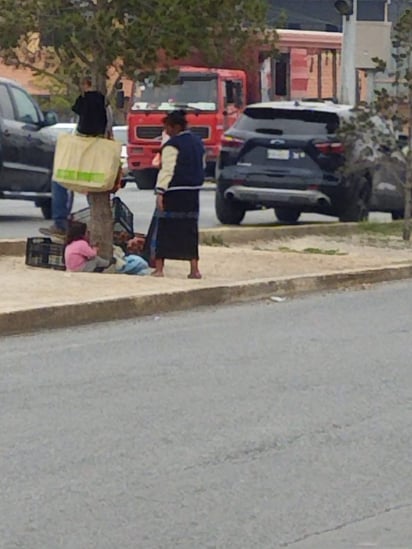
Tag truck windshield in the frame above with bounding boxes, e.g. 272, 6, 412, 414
131, 74, 218, 112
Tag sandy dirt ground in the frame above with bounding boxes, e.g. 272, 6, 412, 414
1, 234, 412, 313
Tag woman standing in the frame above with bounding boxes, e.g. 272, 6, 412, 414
150, 110, 205, 278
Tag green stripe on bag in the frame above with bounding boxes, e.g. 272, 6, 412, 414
56, 169, 105, 182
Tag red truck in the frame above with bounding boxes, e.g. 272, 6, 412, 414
126, 30, 342, 189
127, 66, 247, 189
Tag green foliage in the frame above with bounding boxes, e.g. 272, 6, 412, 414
359, 220, 403, 236
338, 7, 412, 240
0, 0, 274, 95
278, 246, 347, 256
202, 234, 228, 247
338, 90, 405, 179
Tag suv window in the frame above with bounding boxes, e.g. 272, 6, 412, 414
234, 107, 340, 136
10, 86, 40, 124
0, 84, 15, 120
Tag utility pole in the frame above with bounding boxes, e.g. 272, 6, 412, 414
365, 1, 390, 103
336, 0, 358, 105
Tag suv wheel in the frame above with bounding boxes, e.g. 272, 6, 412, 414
339, 176, 371, 223
40, 199, 52, 220
215, 188, 245, 225
274, 208, 301, 224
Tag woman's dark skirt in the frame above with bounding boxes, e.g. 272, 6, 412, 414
142, 190, 199, 265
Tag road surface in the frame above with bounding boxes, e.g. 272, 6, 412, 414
0, 185, 391, 239
1, 282, 412, 548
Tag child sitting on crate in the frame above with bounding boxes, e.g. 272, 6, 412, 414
65, 221, 112, 273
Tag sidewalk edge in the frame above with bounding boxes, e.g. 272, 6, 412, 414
1, 264, 411, 336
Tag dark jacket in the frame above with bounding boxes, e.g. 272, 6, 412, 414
72, 91, 107, 136
164, 131, 205, 190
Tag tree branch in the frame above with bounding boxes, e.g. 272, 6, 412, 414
13, 58, 73, 90
67, 37, 92, 68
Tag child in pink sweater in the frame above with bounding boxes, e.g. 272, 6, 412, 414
64, 221, 110, 272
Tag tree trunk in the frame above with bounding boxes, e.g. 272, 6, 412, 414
89, 192, 113, 260
88, 68, 114, 261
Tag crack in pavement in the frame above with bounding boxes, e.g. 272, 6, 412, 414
182, 407, 393, 473
280, 501, 412, 547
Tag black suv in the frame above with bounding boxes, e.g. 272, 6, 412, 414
0, 77, 58, 219
215, 101, 385, 224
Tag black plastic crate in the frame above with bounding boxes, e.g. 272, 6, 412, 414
25, 238, 65, 271
71, 197, 134, 238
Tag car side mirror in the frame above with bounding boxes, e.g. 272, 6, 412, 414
43, 111, 59, 127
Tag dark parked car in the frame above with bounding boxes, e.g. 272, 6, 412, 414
215, 101, 404, 224
0, 77, 58, 219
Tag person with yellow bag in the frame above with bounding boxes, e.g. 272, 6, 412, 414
72, 77, 123, 197
40, 77, 117, 237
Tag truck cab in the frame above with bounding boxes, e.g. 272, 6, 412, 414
127, 66, 247, 189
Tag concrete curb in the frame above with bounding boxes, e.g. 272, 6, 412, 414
0, 239, 27, 257
1, 264, 412, 337
0, 222, 364, 257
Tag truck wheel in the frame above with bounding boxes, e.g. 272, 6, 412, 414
339, 177, 371, 222
40, 199, 52, 220
274, 208, 301, 224
215, 188, 245, 225
134, 168, 158, 190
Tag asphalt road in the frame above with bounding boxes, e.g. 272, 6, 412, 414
1, 282, 412, 548
0, 184, 392, 239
